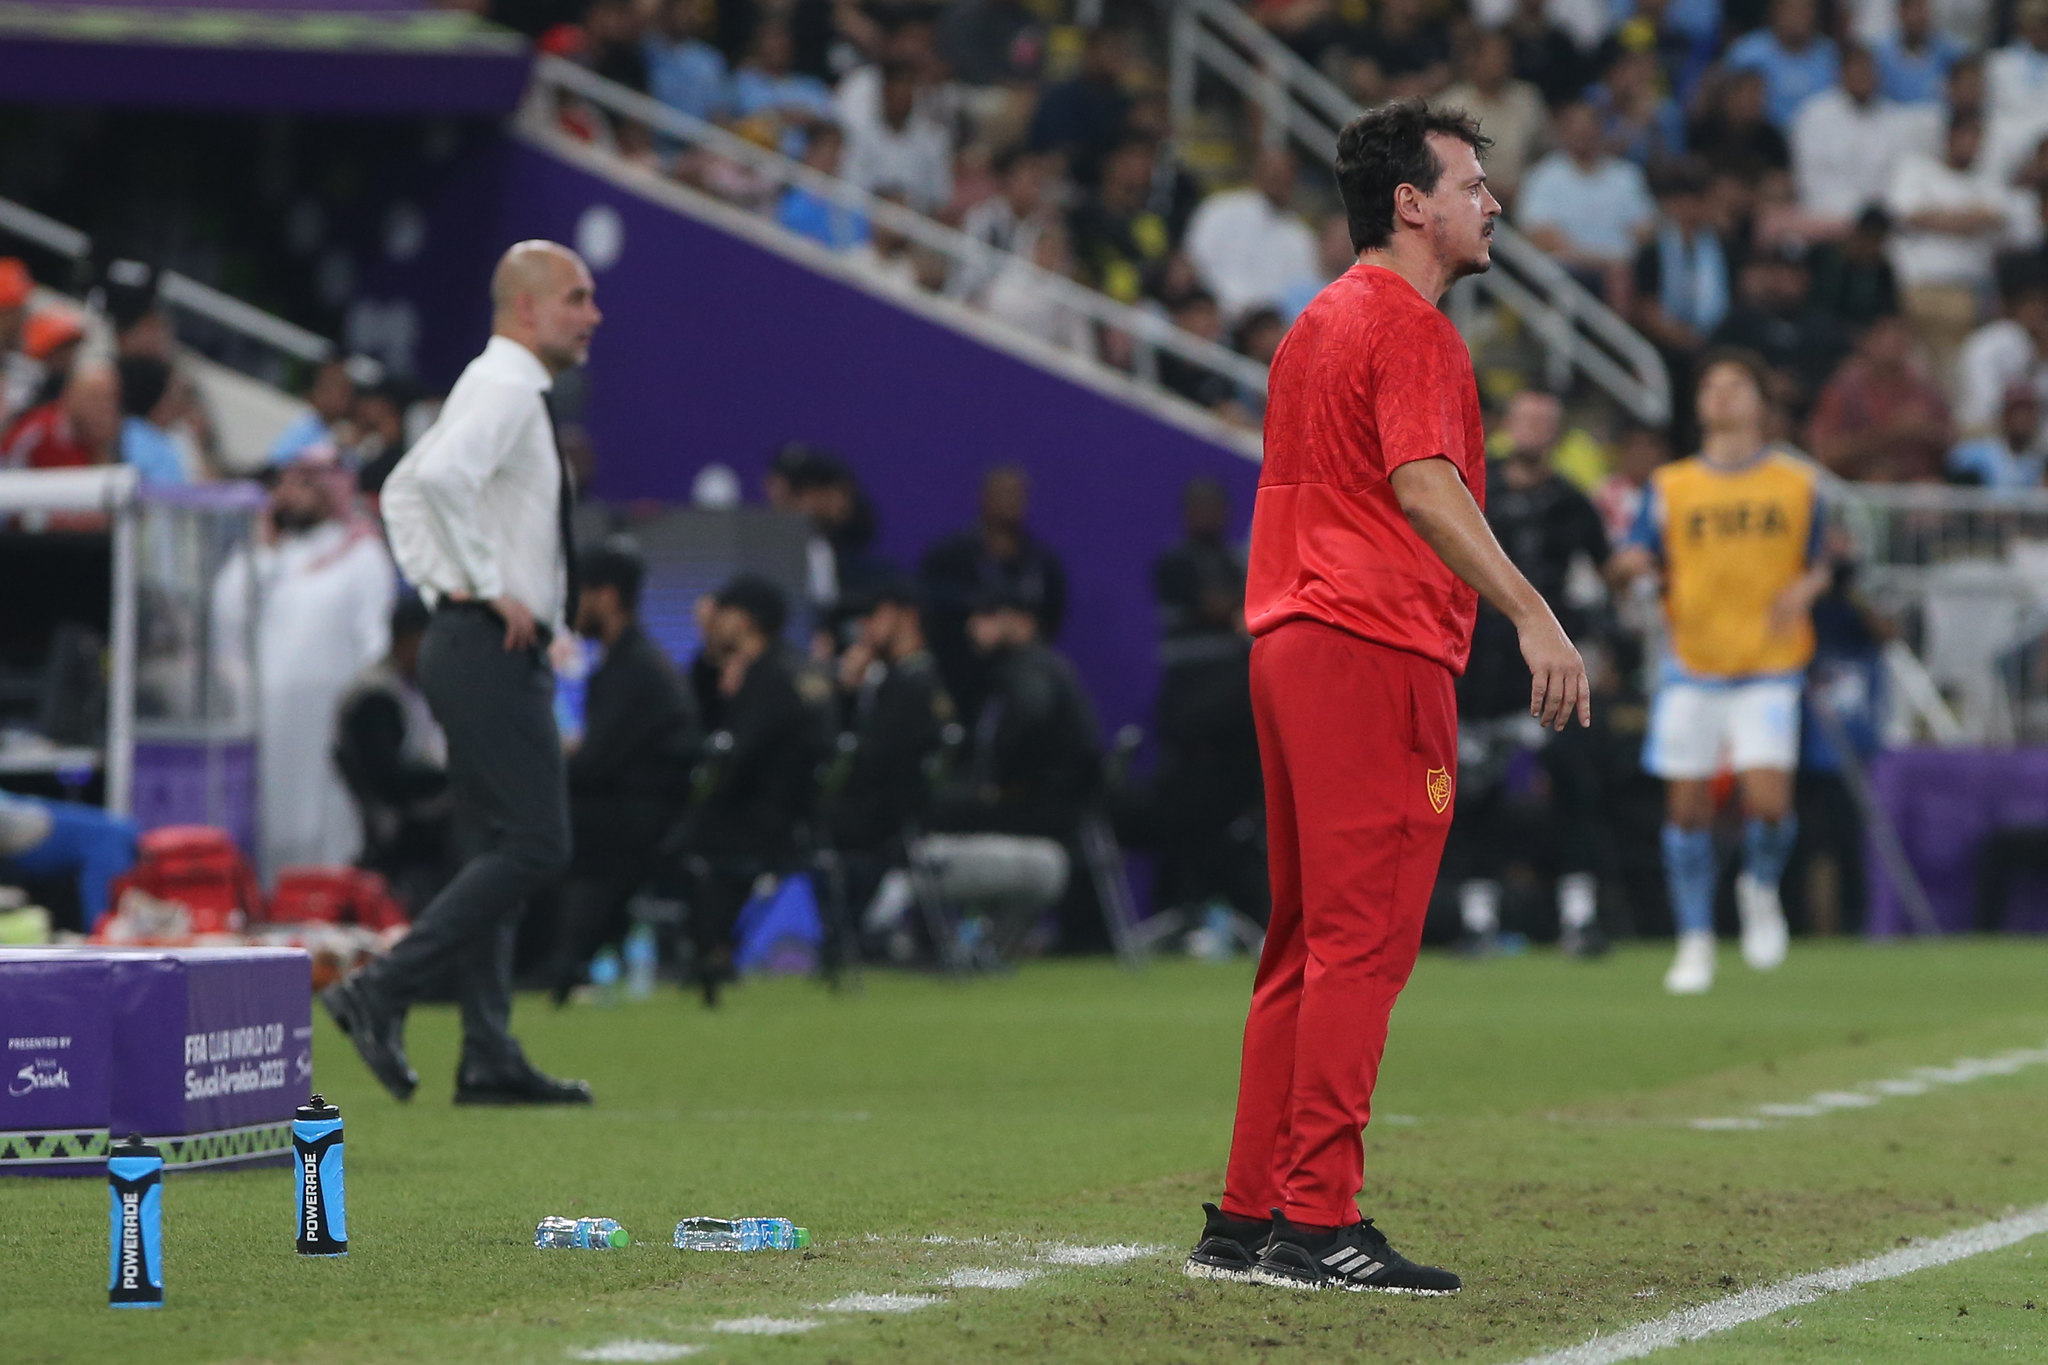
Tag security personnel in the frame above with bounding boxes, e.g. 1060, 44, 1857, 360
685, 574, 831, 1003
832, 578, 955, 856
548, 537, 699, 1003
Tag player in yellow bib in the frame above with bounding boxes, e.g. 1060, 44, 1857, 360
1612, 351, 1831, 994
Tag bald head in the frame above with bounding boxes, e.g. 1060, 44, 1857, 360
490, 240, 602, 375
64, 363, 121, 453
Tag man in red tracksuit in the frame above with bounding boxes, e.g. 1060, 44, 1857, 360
1182, 101, 1592, 1294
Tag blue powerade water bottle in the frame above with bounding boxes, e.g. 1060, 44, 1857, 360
107, 1134, 164, 1308
293, 1095, 347, 1256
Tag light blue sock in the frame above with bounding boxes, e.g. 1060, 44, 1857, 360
1742, 816, 1799, 891
1662, 823, 1718, 937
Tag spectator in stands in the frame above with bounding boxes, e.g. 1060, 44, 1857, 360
1726, 0, 1840, 129
1587, 46, 1685, 168
1622, 0, 1720, 105
843, 61, 953, 213
1345, 0, 1453, 102
1807, 207, 1903, 331
920, 464, 1068, 712
214, 449, 397, 877
1158, 290, 1238, 414
1792, 44, 1925, 237
1711, 244, 1852, 409
549, 538, 700, 1004
0, 257, 33, 428
1498, 0, 1596, 106
1808, 314, 1955, 480
352, 382, 412, 494
1125, 95, 1206, 246
1949, 382, 2044, 487
927, 586, 1099, 953
1631, 159, 1731, 366
644, 0, 729, 122
1441, 30, 1547, 205
684, 574, 831, 1004
1071, 137, 1177, 305
114, 354, 189, 485
1886, 110, 2035, 392
17, 307, 85, 413
984, 217, 1097, 358
0, 363, 119, 472
1876, 0, 1965, 105
1957, 272, 2048, 441
730, 19, 834, 126
1594, 420, 1671, 545
777, 125, 870, 250
1146, 477, 1262, 923
1232, 307, 1287, 414
334, 597, 450, 916
845, 189, 921, 289
950, 147, 1054, 300
1026, 26, 1133, 188
580, 0, 649, 92
1688, 68, 1791, 179
1987, 0, 2048, 121
937, 0, 1042, 87
1518, 101, 1657, 300
269, 360, 356, 467
1184, 146, 1320, 320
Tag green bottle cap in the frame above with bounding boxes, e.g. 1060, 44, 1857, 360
607, 1227, 630, 1249
793, 1227, 811, 1249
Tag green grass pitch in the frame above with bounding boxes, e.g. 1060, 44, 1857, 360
7, 939, 2048, 1363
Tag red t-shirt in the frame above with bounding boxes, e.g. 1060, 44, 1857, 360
1, 402, 96, 470
1245, 264, 1486, 674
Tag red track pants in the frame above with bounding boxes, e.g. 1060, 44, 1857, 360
1221, 621, 1458, 1228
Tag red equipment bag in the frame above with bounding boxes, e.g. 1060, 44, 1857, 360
100, 825, 263, 935
267, 866, 409, 933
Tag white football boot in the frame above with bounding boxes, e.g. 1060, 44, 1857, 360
1663, 931, 1716, 995
1736, 874, 1790, 971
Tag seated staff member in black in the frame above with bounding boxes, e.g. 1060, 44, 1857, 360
830, 577, 956, 858
334, 595, 453, 916
327, 239, 598, 1105
548, 537, 700, 1004
684, 574, 832, 1004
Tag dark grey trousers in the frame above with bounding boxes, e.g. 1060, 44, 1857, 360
363, 606, 570, 1077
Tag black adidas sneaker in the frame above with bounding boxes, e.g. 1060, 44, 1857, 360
1251, 1210, 1461, 1295
1182, 1202, 1272, 1283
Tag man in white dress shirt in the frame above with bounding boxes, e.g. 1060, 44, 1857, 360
324, 240, 600, 1106
1183, 147, 1320, 321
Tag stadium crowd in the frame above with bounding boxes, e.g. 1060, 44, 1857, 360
521, 0, 2048, 473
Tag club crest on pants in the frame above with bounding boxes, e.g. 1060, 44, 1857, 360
1425, 766, 1452, 814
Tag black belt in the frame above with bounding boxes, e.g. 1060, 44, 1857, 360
436, 598, 553, 651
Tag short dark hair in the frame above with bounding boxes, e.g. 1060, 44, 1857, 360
715, 573, 789, 640
1695, 345, 1771, 398
1335, 100, 1491, 253
580, 535, 647, 611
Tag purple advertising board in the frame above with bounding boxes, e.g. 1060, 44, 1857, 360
354, 134, 1263, 738
0, 947, 311, 1176
1865, 748, 2048, 936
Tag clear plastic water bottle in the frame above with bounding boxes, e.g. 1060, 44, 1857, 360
623, 923, 657, 999
534, 1216, 629, 1249
587, 948, 621, 1006
672, 1216, 811, 1251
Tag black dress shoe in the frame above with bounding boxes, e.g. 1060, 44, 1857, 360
454, 1067, 594, 1106
321, 976, 418, 1101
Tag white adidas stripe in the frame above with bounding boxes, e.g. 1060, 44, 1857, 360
1504, 1200, 2048, 1365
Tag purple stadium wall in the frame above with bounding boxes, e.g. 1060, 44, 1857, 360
358, 133, 1262, 734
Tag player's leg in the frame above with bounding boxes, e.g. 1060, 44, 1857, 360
1250, 635, 1461, 1293
1647, 681, 1727, 994
1194, 634, 1306, 1279
1730, 680, 1802, 971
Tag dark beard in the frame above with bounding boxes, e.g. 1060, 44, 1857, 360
271, 507, 325, 534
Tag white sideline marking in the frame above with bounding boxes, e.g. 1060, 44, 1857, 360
817, 1293, 941, 1313
1506, 1200, 2048, 1365
1690, 1042, 2048, 1131
1036, 1242, 1168, 1266
708, 1317, 819, 1335
569, 1343, 700, 1362
940, 1266, 1043, 1288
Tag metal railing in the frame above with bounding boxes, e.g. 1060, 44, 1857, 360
1167, 0, 1672, 426
0, 194, 348, 387
526, 57, 1272, 421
